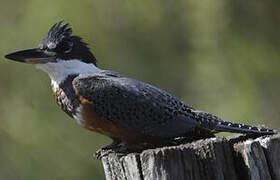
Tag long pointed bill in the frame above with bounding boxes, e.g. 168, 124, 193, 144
5, 48, 56, 64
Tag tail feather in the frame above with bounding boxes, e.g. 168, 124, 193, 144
214, 121, 276, 135
193, 110, 277, 135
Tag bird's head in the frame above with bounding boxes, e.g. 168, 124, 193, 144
5, 21, 100, 84
5, 21, 96, 65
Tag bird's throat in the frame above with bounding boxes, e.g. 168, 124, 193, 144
36, 59, 102, 87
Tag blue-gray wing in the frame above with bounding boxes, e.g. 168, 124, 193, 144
72, 71, 200, 138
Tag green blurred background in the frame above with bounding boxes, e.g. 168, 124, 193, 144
0, 0, 279, 179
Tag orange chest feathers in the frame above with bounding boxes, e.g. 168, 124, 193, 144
53, 86, 159, 145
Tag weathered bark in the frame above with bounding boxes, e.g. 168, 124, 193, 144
101, 134, 280, 180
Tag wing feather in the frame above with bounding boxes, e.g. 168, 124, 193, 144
73, 71, 200, 138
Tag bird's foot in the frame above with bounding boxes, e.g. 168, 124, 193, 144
94, 138, 201, 160
94, 143, 159, 159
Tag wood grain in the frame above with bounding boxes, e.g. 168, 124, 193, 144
101, 134, 280, 180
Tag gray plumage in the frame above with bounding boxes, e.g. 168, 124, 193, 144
4, 21, 276, 149
73, 71, 276, 138
40, 21, 73, 49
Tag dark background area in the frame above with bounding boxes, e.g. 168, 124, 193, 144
0, 0, 279, 179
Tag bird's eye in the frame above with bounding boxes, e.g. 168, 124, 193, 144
55, 40, 73, 53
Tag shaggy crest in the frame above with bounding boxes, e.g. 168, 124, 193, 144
39, 21, 97, 65
40, 21, 72, 49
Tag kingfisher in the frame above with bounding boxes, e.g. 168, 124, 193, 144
5, 21, 276, 153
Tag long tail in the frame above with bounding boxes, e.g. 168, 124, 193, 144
193, 110, 277, 135
213, 120, 276, 135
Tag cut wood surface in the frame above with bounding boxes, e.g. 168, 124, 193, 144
101, 134, 280, 180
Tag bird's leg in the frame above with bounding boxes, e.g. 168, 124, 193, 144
93, 138, 121, 159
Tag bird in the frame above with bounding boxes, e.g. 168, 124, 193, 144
4, 21, 276, 153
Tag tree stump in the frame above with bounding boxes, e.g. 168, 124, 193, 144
100, 134, 280, 180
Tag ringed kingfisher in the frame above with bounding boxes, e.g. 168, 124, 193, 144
4, 22, 276, 154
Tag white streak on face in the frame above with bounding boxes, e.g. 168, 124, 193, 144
36, 59, 102, 87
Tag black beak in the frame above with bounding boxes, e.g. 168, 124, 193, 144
5, 48, 56, 64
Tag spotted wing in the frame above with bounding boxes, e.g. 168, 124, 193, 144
72, 71, 200, 138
